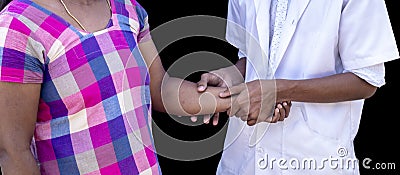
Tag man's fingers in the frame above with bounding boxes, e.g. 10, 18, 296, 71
271, 109, 280, 123
248, 108, 260, 121
197, 74, 211, 92
229, 94, 246, 119
229, 106, 240, 117
283, 101, 291, 118
247, 119, 257, 126
265, 108, 279, 123
219, 83, 246, 98
277, 104, 285, 121
228, 99, 241, 117
236, 109, 249, 121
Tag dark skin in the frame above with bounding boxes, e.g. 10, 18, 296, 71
198, 57, 377, 125
206, 57, 377, 125
218, 59, 377, 102
197, 58, 292, 126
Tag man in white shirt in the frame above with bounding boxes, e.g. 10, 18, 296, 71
197, 0, 399, 174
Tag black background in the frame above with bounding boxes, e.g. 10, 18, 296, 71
1, 0, 399, 174
138, 0, 400, 175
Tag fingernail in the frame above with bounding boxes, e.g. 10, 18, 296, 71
283, 102, 287, 106
277, 104, 283, 108
198, 86, 204, 91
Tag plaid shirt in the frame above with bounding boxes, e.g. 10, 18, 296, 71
0, 0, 160, 174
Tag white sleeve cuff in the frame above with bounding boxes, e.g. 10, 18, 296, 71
345, 63, 386, 88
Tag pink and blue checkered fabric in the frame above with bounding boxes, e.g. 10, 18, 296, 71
0, 0, 160, 174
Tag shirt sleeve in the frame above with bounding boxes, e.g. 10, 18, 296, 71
0, 15, 44, 84
345, 63, 386, 88
135, 3, 152, 43
339, 0, 399, 70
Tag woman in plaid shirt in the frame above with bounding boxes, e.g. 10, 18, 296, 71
0, 0, 290, 174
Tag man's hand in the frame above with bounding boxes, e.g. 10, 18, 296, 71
272, 101, 292, 124
220, 80, 291, 126
197, 65, 245, 92
196, 65, 245, 125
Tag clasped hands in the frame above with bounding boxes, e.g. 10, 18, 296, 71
196, 66, 291, 126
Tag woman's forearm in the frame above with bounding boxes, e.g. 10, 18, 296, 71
139, 39, 232, 116
161, 76, 232, 116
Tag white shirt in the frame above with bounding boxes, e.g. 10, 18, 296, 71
218, 0, 399, 174
239, 0, 386, 87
